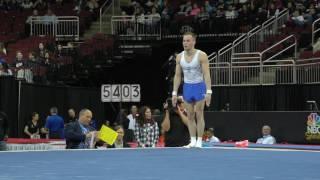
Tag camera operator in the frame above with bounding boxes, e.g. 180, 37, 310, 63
161, 96, 189, 147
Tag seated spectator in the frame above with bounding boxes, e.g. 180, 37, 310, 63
13, 51, 33, 82
42, 9, 57, 25
44, 107, 64, 139
33, 0, 47, 11
190, 3, 200, 16
161, 97, 189, 147
205, 127, 220, 143
64, 109, 99, 149
134, 106, 159, 148
177, 1, 192, 16
86, 0, 99, 12
27, 52, 42, 83
37, 42, 47, 60
0, 60, 12, 76
108, 125, 130, 148
21, 0, 33, 9
144, 0, 154, 12
204, 1, 215, 15
24, 112, 41, 139
256, 125, 276, 144
0, 42, 7, 56
291, 10, 306, 27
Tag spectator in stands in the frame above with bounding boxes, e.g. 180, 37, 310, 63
205, 127, 220, 143
0, 42, 7, 56
66, 108, 77, 124
256, 125, 276, 144
37, 42, 47, 60
108, 125, 130, 148
197, 6, 210, 31
190, 3, 201, 16
24, 112, 41, 139
86, 0, 99, 12
225, 5, 238, 19
177, 1, 192, 16
33, 0, 47, 11
64, 108, 99, 149
73, 0, 84, 13
127, 105, 138, 131
286, 1, 296, 14
21, 0, 33, 9
27, 51, 42, 82
0, 110, 8, 151
204, 0, 214, 15
291, 10, 306, 27
161, 4, 171, 22
13, 51, 32, 82
44, 107, 64, 139
134, 106, 159, 148
144, 0, 154, 13
54, 44, 64, 58
115, 108, 129, 129
42, 9, 57, 25
269, 2, 280, 17
0, 61, 12, 76
161, 97, 189, 147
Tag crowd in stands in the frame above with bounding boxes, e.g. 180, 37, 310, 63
117, 0, 320, 35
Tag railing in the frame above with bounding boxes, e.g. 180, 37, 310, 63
230, 53, 261, 85
260, 35, 297, 62
99, 0, 114, 32
312, 18, 320, 45
208, 52, 217, 63
211, 58, 320, 86
262, 60, 296, 85
296, 58, 320, 84
231, 9, 289, 55
111, 15, 161, 40
30, 16, 79, 40
217, 43, 232, 63
210, 62, 231, 86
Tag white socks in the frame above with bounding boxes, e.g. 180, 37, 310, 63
184, 137, 203, 148
195, 137, 202, 148
184, 137, 197, 148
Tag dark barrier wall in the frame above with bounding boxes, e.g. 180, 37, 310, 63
205, 111, 320, 144
1, 76, 320, 141
0, 77, 18, 138
19, 83, 107, 137
211, 85, 320, 111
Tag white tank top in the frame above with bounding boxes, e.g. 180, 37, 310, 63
180, 50, 203, 84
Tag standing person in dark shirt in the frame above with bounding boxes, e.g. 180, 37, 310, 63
24, 112, 41, 138
162, 97, 190, 147
0, 111, 8, 151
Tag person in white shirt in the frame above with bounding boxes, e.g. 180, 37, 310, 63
172, 32, 212, 148
127, 105, 138, 130
256, 125, 276, 144
207, 128, 220, 143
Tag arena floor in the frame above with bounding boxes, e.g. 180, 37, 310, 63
0, 145, 319, 180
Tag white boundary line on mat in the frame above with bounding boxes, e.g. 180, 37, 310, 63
1, 146, 320, 153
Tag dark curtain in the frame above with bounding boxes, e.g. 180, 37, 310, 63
211, 85, 320, 111
0, 77, 18, 138
19, 83, 106, 137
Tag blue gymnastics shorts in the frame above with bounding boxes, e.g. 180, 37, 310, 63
183, 81, 206, 103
